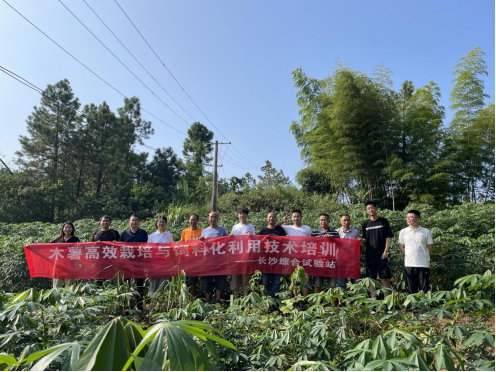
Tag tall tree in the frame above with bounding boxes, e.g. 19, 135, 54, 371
390, 81, 446, 205
16, 79, 80, 220
258, 160, 291, 188
182, 122, 214, 200
291, 64, 397, 206
143, 147, 185, 200
473, 102, 495, 202
448, 47, 490, 202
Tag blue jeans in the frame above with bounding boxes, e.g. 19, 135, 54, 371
337, 277, 357, 290
262, 273, 281, 297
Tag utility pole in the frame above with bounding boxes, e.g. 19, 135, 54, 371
210, 140, 230, 211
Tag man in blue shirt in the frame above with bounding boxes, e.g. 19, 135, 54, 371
200, 211, 228, 304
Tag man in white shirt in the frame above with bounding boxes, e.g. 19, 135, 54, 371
282, 209, 312, 295
282, 209, 312, 236
231, 207, 256, 298
398, 210, 434, 294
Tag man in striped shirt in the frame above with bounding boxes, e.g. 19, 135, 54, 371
311, 213, 339, 293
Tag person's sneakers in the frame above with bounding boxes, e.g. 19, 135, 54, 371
370, 310, 376, 315
387, 310, 393, 314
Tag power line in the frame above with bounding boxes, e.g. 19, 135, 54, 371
82, 0, 196, 122
58, 0, 190, 126
222, 147, 259, 169
1, 66, 256, 178
0, 65, 161, 153
113, 0, 263, 168
221, 156, 259, 170
2, 0, 187, 136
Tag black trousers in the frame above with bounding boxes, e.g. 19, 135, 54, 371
404, 267, 430, 294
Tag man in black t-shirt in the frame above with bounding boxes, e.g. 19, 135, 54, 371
120, 214, 148, 310
362, 201, 394, 305
92, 215, 120, 242
92, 215, 120, 287
259, 212, 286, 297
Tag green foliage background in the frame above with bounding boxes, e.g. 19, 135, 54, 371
1, 202, 493, 294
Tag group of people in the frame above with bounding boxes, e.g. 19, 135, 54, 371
50, 200, 434, 311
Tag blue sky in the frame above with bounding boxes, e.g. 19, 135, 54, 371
0, 0, 494, 184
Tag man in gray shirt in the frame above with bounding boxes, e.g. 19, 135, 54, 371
336, 214, 361, 291
200, 211, 228, 304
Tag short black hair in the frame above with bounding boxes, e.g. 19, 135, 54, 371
407, 210, 421, 218
340, 214, 350, 219
319, 213, 330, 219
189, 213, 199, 220
237, 207, 249, 215
364, 200, 377, 208
129, 214, 140, 221
100, 215, 112, 222
292, 209, 303, 217
155, 215, 167, 228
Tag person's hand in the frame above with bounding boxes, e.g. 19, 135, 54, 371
199, 236, 205, 241
246, 231, 252, 235
323, 234, 331, 239
282, 213, 289, 223
381, 250, 389, 259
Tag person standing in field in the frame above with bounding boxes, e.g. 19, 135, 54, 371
92, 215, 120, 242
311, 213, 339, 293
91, 215, 120, 286
259, 212, 287, 297
181, 213, 203, 298
361, 201, 394, 314
200, 211, 229, 304
282, 209, 312, 296
120, 214, 148, 310
398, 210, 434, 294
51, 221, 80, 288
147, 215, 174, 297
230, 207, 256, 298
336, 214, 361, 291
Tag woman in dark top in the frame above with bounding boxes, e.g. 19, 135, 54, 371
51, 221, 80, 288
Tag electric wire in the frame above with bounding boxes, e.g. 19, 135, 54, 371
2, 0, 187, 136
113, 0, 263, 168
222, 147, 259, 169
0, 65, 161, 153
2, 1, 259, 174
82, 0, 196, 122
1, 66, 255, 176
58, 0, 190, 126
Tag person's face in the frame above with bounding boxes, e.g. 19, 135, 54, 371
237, 212, 248, 223
208, 212, 219, 227
340, 216, 351, 229
100, 217, 111, 230
63, 223, 73, 236
267, 212, 277, 225
157, 218, 167, 231
129, 216, 140, 230
189, 215, 198, 229
365, 204, 378, 217
319, 215, 330, 230
406, 213, 420, 227
292, 212, 302, 227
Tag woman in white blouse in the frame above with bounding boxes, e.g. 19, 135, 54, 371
148, 215, 174, 296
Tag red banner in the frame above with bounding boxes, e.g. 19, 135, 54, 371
24, 236, 360, 280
